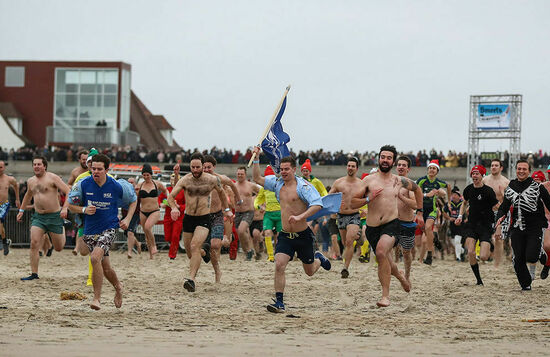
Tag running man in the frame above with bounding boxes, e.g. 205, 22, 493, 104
234, 166, 260, 260
328, 157, 364, 278
416, 159, 451, 265
254, 166, 282, 262
351, 145, 424, 307
496, 160, 550, 290
482, 158, 510, 267
0, 160, 20, 255
67, 150, 89, 186
17, 156, 70, 280
252, 148, 331, 313
395, 156, 417, 283
202, 155, 239, 282
68, 154, 136, 310
455, 165, 498, 286
168, 153, 231, 292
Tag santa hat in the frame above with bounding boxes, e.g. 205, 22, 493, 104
86, 148, 99, 164
361, 173, 369, 179
532, 170, 546, 182
264, 165, 275, 176
470, 165, 486, 176
301, 159, 312, 172
546, 164, 550, 173
427, 159, 440, 171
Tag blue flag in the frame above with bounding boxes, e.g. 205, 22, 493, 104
261, 96, 290, 173
307, 193, 343, 222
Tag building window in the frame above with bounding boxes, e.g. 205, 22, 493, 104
5, 66, 25, 87
54, 68, 119, 129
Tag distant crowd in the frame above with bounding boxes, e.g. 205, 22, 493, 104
1, 145, 550, 170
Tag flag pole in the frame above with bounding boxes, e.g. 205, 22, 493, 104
247, 85, 291, 168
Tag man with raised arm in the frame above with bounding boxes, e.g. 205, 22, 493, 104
17, 156, 70, 280
168, 152, 231, 292
351, 145, 424, 307
0, 160, 20, 255
252, 147, 331, 313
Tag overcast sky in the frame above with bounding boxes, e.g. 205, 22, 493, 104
2, 0, 549, 154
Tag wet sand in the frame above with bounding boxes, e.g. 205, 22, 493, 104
1, 248, 549, 356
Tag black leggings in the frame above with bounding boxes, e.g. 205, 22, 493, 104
510, 227, 544, 289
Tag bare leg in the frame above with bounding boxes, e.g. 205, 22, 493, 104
274, 253, 290, 293
210, 238, 222, 283
237, 221, 252, 254
402, 249, 412, 282
101, 256, 123, 308
127, 231, 136, 258
375, 235, 400, 307
29, 227, 46, 274
189, 227, 209, 280
493, 226, 503, 267
342, 225, 360, 270
330, 234, 341, 258
141, 212, 159, 259
90, 247, 105, 310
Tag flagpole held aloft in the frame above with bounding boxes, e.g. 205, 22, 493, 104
247, 85, 291, 168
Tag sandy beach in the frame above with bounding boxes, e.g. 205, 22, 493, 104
1, 248, 549, 356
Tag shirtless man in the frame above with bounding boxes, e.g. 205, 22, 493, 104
17, 156, 70, 280
395, 156, 417, 283
252, 148, 331, 313
234, 166, 260, 261
202, 155, 240, 282
168, 153, 231, 292
67, 150, 89, 186
0, 160, 20, 255
351, 145, 424, 307
482, 158, 510, 268
328, 157, 364, 278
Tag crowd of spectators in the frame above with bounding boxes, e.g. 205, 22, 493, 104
1, 145, 549, 170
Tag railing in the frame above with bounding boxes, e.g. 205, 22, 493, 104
4, 208, 166, 248
46, 126, 140, 149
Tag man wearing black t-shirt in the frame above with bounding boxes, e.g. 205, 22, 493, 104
455, 165, 498, 285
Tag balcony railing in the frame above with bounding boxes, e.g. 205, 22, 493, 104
46, 126, 140, 148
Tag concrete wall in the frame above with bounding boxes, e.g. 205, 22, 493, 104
5, 160, 470, 190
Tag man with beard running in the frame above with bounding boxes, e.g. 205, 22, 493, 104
168, 153, 231, 292
455, 165, 498, 286
328, 157, 364, 278
482, 158, 510, 268
496, 160, 550, 290
352, 145, 424, 307
203, 155, 240, 282
67, 150, 89, 186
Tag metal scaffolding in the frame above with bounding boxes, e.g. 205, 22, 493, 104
467, 94, 522, 182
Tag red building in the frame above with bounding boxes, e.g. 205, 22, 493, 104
0, 61, 178, 151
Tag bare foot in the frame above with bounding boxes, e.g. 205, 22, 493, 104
136, 243, 142, 254
127, 253, 132, 259
396, 270, 411, 292
90, 299, 101, 310
149, 245, 158, 259
215, 271, 221, 284
376, 296, 390, 307
114, 284, 123, 308
72, 249, 78, 256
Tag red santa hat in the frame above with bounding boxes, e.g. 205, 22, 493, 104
361, 173, 369, 179
427, 159, 440, 171
470, 165, 486, 176
301, 159, 312, 172
532, 170, 546, 182
264, 165, 275, 176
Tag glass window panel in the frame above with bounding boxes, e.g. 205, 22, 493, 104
80, 71, 96, 84
103, 106, 117, 120
80, 83, 97, 93
104, 70, 118, 84
65, 94, 77, 107
104, 83, 117, 93
55, 95, 77, 119
104, 95, 117, 107
56, 70, 66, 92
66, 71, 79, 83
80, 94, 96, 107
5, 66, 25, 87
